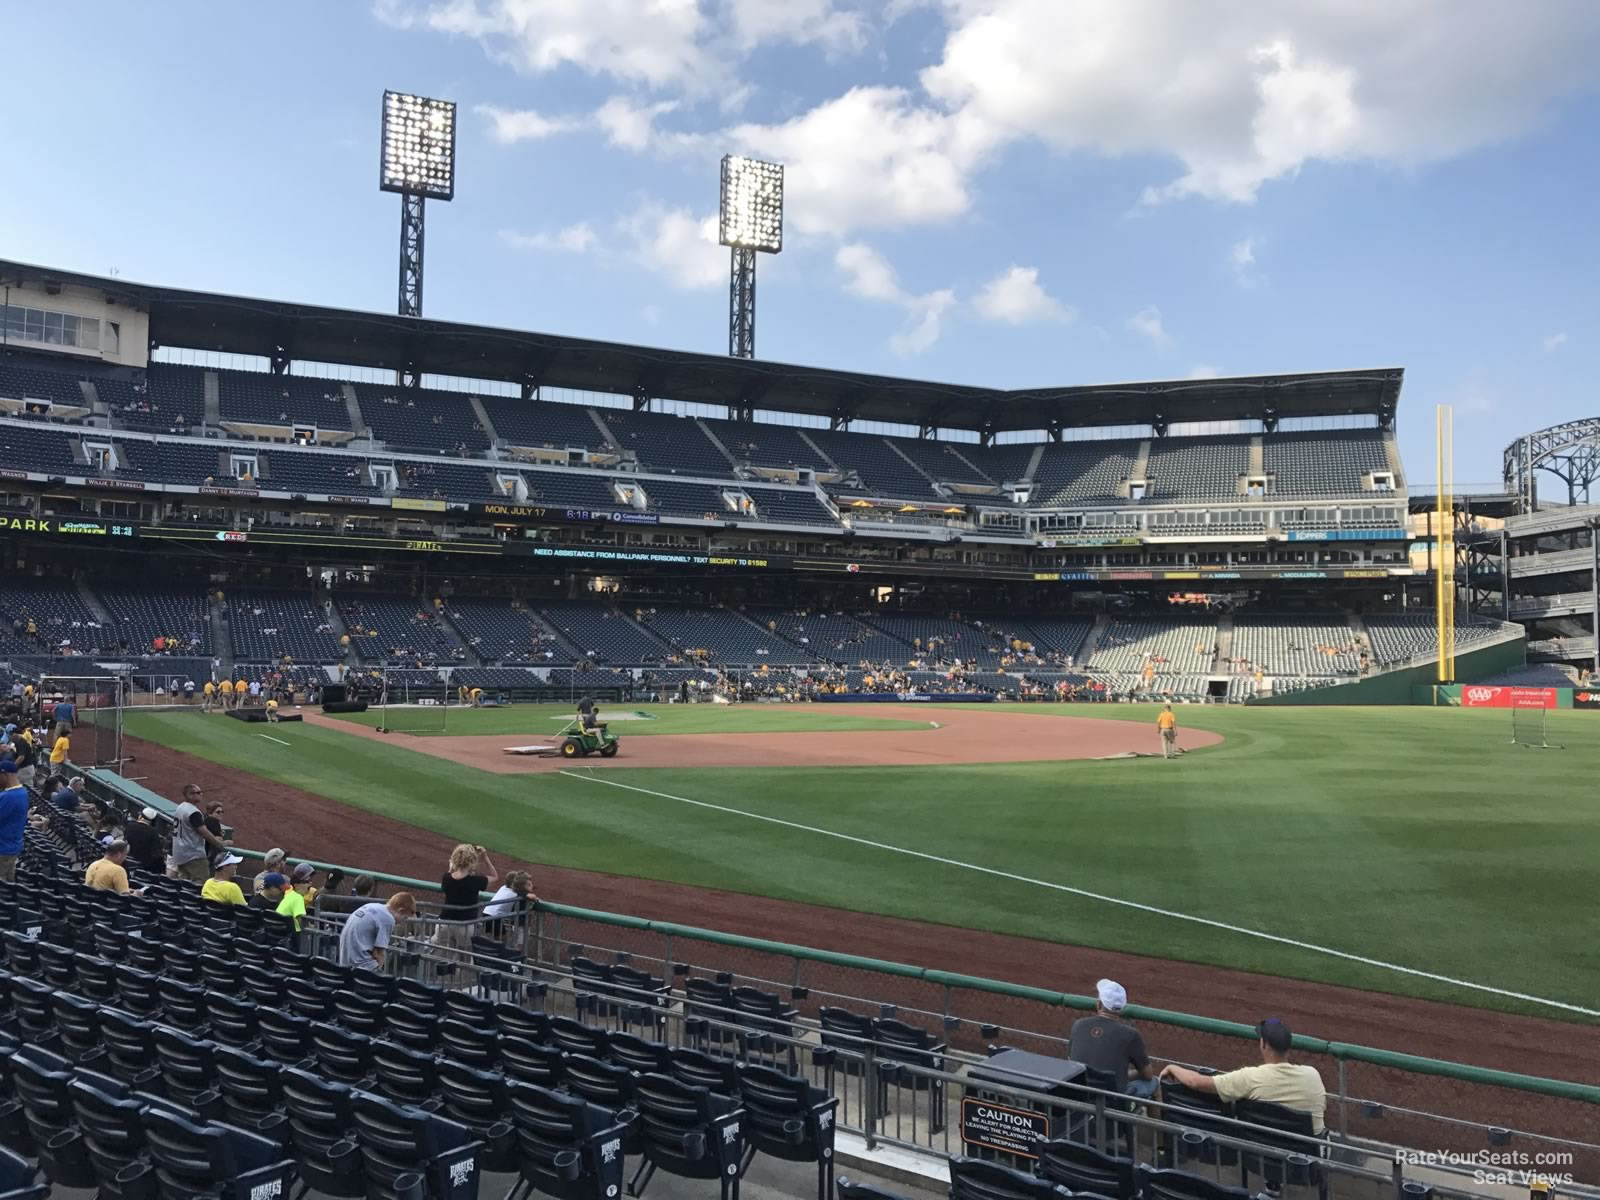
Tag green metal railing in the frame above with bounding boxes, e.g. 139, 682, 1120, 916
220, 847, 1600, 1106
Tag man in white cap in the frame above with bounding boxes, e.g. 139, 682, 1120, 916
201, 852, 248, 906
1068, 979, 1157, 1099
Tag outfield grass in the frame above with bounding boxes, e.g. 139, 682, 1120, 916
326, 703, 931, 737
121, 703, 1600, 1019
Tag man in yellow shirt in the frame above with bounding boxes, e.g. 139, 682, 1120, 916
50, 733, 69, 767
202, 680, 217, 712
219, 678, 234, 709
1160, 1019, 1327, 1134
201, 852, 248, 905
1156, 704, 1178, 760
233, 678, 248, 709
265, 697, 280, 723
276, 872, 309, 943
85, 839, 140, 894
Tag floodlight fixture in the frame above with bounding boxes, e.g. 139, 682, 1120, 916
719, 155, 784, 253
718, 154, 784, 359
380, 90, 457, 201
379, 90, 457, 331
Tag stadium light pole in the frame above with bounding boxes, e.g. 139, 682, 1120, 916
718, 155, 783, 361
379, 90, 456, 331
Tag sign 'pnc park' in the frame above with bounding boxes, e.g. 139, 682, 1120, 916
0, 515, 138, 538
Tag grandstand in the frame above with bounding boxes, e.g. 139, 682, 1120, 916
226, 591, 342, 664
640, 606, 818, 666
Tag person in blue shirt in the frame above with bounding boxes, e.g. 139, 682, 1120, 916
0, 759, 29, 883
51, 699, 75, 742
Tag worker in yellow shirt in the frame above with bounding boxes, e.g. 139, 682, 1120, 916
201, 853, 247, 905
265, 698, 280, 724
234, 678, 247, 709
202, 679, 217, 712
219, 678, 234, 708
1156, 704, 1178, 760
50, 733, 69, 767
469, 687, 484, 707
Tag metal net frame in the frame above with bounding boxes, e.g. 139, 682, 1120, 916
377, 666, 449, 735
1511, 706, 1559, 749
36, 672, 126, 769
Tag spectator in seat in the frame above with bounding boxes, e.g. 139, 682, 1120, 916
46, 775, 78, 814
124, 806, 165, 876
1160, 1018, 1327, 1134
201, 851, 248, 906
289, 861, 320, 906
339, 891, 417, 973
435, 843, 497, 965
9, 728, 35, 789
0, 759, 27, 882
1069, 978, 1157, 1099
251, 871, 288, 912
278, 864, 315, 934
85, 839, 141, 894
172, 785, 226, 882
254, 848, 288, 895
203, 800, 227, 863
483, 869, 536, 940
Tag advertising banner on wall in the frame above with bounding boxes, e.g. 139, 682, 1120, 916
1459, 686, 1558, 709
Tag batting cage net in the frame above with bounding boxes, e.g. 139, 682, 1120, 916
38, 673, 126, 769
1511, 705, 1560, 750
377, 667, 448, 735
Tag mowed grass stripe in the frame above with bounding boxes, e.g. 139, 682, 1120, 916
325, 703, 929, 737
121, 706, 1600, 1018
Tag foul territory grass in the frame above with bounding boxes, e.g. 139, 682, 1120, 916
121, 704, 1600, 1020
325, 703, 931, 736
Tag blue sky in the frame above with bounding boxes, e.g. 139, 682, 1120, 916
4, 1, 1597, 486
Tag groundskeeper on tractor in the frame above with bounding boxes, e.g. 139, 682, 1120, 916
501, 717, 620, 758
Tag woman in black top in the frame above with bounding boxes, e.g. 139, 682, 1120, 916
434, 843, 497, 978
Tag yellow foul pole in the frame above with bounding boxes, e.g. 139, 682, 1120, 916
1435, 404, 1456, 683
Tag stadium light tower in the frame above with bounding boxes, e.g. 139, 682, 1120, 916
719, 154, 784, 360
379, 90, 457, 320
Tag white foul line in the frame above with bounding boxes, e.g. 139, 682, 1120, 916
558, 770, 1597, 1018
256, 733, 291, 746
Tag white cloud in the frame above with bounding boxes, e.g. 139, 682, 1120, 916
727, 86, 988, 236
501, 223, 597, 253
1541, 331, 1568, 353
974, 265, 1072, 324
835, 242, 954, 355
920, 0, 1600, 206
1126, 305, 1171, 347
892, 291, 956, 356
594, 96, 681, 150
475, 103, 581, 143
623, 204, 725, 289
727, 0, 866, 53
1229, 236, 1261, 286
1187, 363, 1221, 379
414, 1, 1600, 247
380, 0, 867, 92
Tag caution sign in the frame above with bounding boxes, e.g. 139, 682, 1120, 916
961, 1098, 1051, 1159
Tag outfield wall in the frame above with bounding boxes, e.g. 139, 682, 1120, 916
1256, 633, 1526, 706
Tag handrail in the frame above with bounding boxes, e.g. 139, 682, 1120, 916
222, 847, 1600, 1106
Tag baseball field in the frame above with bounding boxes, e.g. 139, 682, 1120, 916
117, 701, 1598, 1027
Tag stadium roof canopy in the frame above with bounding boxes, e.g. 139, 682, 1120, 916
1, 258, 1403, 435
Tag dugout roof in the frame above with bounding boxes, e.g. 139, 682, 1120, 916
1, 258, 1403, 434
